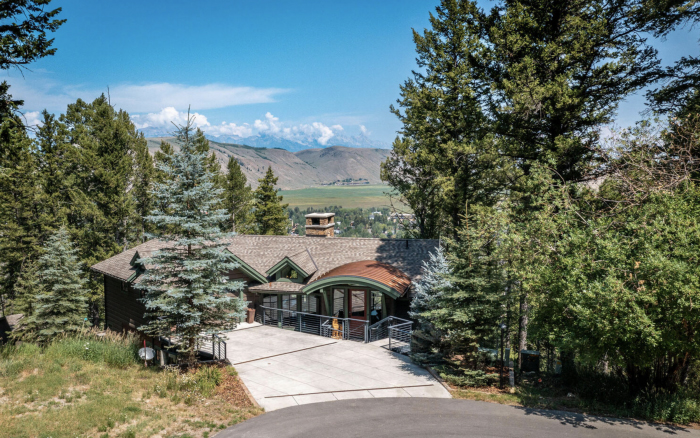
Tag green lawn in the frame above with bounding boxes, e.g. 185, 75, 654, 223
279, 185, 404, 210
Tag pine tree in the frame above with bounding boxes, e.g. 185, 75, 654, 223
11, 259, 40, 317
132, 134, 155, 243
60, 95, 148, 325
13, 227, 88, 343
222, 157, 253, 233
193, 128, 224, 189
0, 1, 65, 72
136, 115, 247, 365
253, 166, 289, 235
0, 83, 42, 310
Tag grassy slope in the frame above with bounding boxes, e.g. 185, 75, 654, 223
0, 337, 261, 438
279, 184, 400, 209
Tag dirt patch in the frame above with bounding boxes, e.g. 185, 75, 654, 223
216, 372, 254, 407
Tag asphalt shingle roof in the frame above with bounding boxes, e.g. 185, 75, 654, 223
91, 235, 439, 292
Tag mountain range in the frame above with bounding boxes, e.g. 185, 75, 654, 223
146, 137, 391, 190
138, 128, 389, 152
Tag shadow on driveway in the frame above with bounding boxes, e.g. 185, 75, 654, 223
218, 398, 699, 438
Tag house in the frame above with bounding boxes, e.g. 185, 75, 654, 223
90, 212, 438, 342
0, 314, 23, 344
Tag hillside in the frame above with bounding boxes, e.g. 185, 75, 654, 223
146, 137, 391, 190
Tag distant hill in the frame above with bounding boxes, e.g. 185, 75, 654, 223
147, 137, 391, 190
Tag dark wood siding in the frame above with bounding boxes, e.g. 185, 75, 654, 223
104, 275, 147, 332
104, 268, 260, 332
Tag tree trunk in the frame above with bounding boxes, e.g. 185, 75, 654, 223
518, 292, 528, 370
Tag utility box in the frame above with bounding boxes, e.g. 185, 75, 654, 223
521, 350, 540, 373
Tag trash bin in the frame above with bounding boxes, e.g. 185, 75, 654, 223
521, 350, 540, 372
246, 307, 255, 324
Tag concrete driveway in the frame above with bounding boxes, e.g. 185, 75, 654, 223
223, 325, 450, 411
218, 398, 700, 438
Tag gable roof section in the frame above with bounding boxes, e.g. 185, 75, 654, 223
266, 249, 317, 278
91, 235, 439, 289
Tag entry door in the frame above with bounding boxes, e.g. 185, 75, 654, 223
347, 289, 367, 340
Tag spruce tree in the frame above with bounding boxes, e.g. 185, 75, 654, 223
223, 157, 253, 233
253, 166, 289, 235
136, 115, 247, 365
410, 246, 452, 333
13, 227, 88, 343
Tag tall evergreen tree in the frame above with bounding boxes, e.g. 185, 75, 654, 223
253, 166, 289, 235
193, 128, 224, 189
382, 0, 504, 239
223, 157, 253, 233
132, 134, 155, 243
59, 95, 148, 324
136, 116, 247, 365
12, 227, 88, 343
0, 83, 41, 311
384, 0, 699, 239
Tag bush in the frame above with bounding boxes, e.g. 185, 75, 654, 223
633, 391, 700, 424
437, 366, 499, 387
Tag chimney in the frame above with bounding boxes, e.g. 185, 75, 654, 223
305, 212, 335, 237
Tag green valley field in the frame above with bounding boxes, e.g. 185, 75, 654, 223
279, 185, 401, 209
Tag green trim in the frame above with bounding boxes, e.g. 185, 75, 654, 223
265, 257, 309, 279
224, 250, 268, 283
302, 276, 402, 299
125, 270, 142, 283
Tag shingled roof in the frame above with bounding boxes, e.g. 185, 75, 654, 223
91, 235, 439, 293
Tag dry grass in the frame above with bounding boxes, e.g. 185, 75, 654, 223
0, 334, 262, 438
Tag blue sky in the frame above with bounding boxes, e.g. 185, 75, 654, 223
5, 0, 699, 145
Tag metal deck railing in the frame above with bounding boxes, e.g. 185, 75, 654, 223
368, 315, 413, 353
197, 333, 227, 361
259, 306, 413, 351
259, 305, 370, 342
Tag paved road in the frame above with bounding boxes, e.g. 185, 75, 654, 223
219, 398, 699, 438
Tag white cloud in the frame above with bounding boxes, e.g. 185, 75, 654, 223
253, 112, 281, 133
23, 111, 43, 128
208, 121, 253, 137
359, 125, 369, 135
130, 109, 345, 145
131, 107, 210, 130
5, 77, 288, 113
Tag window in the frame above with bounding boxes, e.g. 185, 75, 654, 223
263, 295, 277, 308
370, 291, 383, 323
332, 289, 345, 317
301, 295, 319, 314
282, 294, 297, 311
286, 269, 298, 280
312, 218, 320, 225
